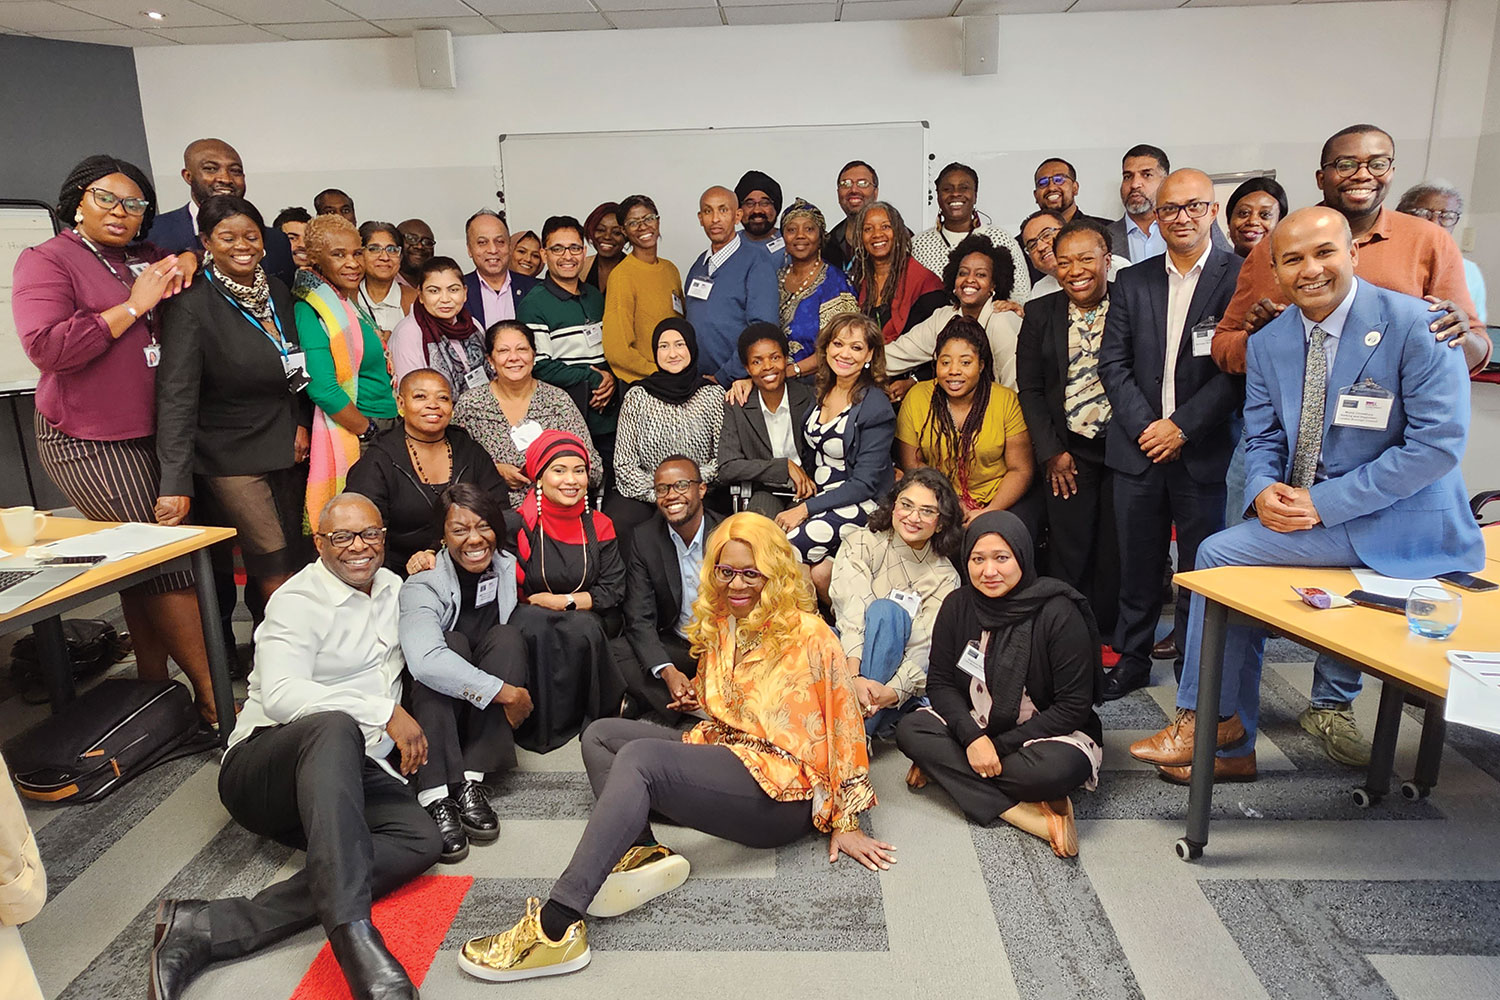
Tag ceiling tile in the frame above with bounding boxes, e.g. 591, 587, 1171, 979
269, 20, 393, 39
59, 0, 233, 28
372, 15, 500, 35
145, 23, 284, 42
719, 0, 829, 5
592, 0, 716, 10
954, 0, 1072, 13
461, 0, 595, 14
327, 0, 476, 18
0, 2, 124, 32
194, 0, 362, 24
725, 3, 837, 25
28, 25, 177, 44
1065, 0, 1186, 10
609, 8, 723, 29
486, 11, 612, 31
840, 0, 963, 22
1185, 0, 1294, 7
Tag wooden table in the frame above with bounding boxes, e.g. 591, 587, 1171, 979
1172, 529, 1500, 861
0, 516, 237, 745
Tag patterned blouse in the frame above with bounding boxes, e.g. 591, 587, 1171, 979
613, 383, 727, 503
683, 610, 877, 833
451, 379, 602, 508
1064, 299, 1112, 439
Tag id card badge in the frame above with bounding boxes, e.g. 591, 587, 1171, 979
475, 574, 498, 606
687, 276, 714, 300
283, 351, 306, 375
1190, 318, 1216, 358
143, 343, 161, 368
671, 293, 684, 315
957, 640, 987, 682
1333, 380, 1394, 430
510, 419, 543, 454
766, 236, 786, 254
465, 367, 489, 392
887, 588, 921, 619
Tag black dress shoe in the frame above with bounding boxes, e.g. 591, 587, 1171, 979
150, 899, 213, 1000
1101, 666, 1150, 701
425, 798, 469, 863
455, 780, 500, 842
328, 920, 418, 1000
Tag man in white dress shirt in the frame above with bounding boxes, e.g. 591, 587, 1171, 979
149, 494, 440, 1000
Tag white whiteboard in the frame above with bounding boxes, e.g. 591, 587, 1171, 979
498, 122, 929, 263
0, 203, 59, 392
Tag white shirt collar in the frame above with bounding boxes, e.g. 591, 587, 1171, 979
1301, 277, 1359, 343
306, 558, 399, 607
758, 388, 789, 416
1165, 241, 1213, 279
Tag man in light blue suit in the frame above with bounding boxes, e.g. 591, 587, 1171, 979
1129, 206, 1484, 782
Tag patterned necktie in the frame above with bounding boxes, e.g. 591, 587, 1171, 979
1290, 325, 1328, 489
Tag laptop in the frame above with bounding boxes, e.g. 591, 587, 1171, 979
0, 558, 98, 615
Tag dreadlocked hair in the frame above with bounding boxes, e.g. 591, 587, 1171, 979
848, 201, 912, 316
919, 316, 995, 505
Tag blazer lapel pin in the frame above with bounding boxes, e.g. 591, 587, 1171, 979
1364, 330, 1381, 347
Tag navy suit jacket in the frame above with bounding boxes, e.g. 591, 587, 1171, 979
463, 270, 538, 332
1244, 279, 1483, 578
1097, 246, 1244, 482
145, 204, 296, 288
803, 387, 895, 516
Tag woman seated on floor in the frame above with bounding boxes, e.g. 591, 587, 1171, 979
457, 511, 893, 982
896, 511, 1103, 859
507, 430, 626, 754
399, 484, 534, 864
829, 467, 962, 738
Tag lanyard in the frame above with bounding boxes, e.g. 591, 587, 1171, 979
206, 271, 289, 357
75, 231, 157, 340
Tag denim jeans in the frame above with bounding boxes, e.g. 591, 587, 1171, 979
860, 598, 915, 738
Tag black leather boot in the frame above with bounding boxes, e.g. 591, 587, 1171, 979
328, 919, 419, 1000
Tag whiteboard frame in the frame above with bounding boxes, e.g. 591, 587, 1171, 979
1, 199, 61, 394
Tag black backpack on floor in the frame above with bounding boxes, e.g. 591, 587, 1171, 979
3, 678, 213, 804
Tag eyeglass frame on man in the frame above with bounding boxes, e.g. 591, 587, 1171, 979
1034, 173, 1071, 189
1154, 200, 1214, 223
652, 478, 703, 499
402, 234, 437, 249
1405, 207, 1461, 227
316, 527, 387, 548
837, 178, 874, 190
1321, 155, 1394, 179
1023, 226, 1061, 254
546, 242, 586, 257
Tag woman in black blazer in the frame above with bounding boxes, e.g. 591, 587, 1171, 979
716, 323, 817, 517
155, 195, 310, 599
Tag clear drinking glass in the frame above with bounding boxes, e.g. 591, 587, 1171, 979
1406, 585, 1461, 639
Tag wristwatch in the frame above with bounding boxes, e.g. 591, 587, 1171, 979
1177, 429, 1188, 443
564, 595, 577, 611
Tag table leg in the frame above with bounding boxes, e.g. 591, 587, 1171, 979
1401, 702, 1446, 801
1178, 597, 1227, 862
192, 547, 235, 747
34, 616, 74, 711
1356, 681, 1404, 807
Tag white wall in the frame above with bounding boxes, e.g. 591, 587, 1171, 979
133, 3, 1457, 268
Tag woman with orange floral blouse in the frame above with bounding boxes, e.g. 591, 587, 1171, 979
458, 511, 891, 982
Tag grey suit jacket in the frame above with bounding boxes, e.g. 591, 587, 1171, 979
1105, 215, 1232, 261
717, 380, 816, 486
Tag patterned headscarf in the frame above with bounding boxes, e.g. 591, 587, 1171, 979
779, 198, 826, 238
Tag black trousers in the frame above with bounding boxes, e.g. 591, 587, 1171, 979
610, 631, 697, 724
549, 718, 814, 914
208, 712, 442, 959
894, 711, 1093, 824
1043, 438, 1119, 639
1112, 459, 1226, 678
410, 625, 529, 792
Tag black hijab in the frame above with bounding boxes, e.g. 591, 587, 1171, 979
962, 511, 1105, 710
636, 317, 703, 406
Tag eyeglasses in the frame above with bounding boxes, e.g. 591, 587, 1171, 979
838, 178, 874, 190
402, 235, 436, 249
1035, 173, 1072, 189
1154, 200, 1213, 222
1405, 207, 1461, 226
895, 497, 941, 522
546, 243, 586, 256
622, 214, 660, 231
365, 244, 401, 257
713, 564, 767, 585
1321, 155, 1394, 178
652, 479, 702, 498
1022, 227, 1059, 253
317, 527, 387, 548
85, 187, 149, 216
741, 198, 776, 210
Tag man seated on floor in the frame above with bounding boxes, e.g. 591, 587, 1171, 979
149, 493, 440, 1000
613, 455, 723, 726
1129, 207, 1485, 784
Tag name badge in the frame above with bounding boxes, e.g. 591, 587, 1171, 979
143, 343, 161, 368
583, 322, 604, 347
465, 367, 489, 391
128, 261, 149, 278
1190, 319, 1216, 358
766, 236, 786, 254
887, 588, 921, 619
283, 351, 306, 375
475, 574, 498, 607
671, 293, 684, 315
687, 276, 714, 300
1333, 380, 1394, 431
510, 419, 543, 454
957, 639, 986, 682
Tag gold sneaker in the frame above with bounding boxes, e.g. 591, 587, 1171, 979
457, 897, 590, 982
586, 844, 691, 918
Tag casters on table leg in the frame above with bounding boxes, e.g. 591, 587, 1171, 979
1352, 787, 1380, 808
1174, 838, 1203, 861
1400, 781, 1430, 801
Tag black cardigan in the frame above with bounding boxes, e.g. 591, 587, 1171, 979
345, 424, 508, 576
925, 590, 1103, 755
155, 275, 311, 496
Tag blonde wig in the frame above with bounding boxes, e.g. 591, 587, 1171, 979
686, 512, 815, 661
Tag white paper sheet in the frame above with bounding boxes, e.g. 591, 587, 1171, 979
1351, 569, 1442, 599
26, 523, 199, 563
1446, 651, 1500, 736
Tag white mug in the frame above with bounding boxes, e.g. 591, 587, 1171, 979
0, 506, 47, 547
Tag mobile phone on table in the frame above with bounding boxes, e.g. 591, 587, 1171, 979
1345, 590, 1408, 614
1437, 571, 1498, 593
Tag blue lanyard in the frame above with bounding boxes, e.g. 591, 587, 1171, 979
207, 272, 289, 357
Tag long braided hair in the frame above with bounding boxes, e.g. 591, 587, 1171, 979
918, 315, 995, 508
848, 201, 912, 317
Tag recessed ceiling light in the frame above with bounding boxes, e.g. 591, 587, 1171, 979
143, 10, 166, 20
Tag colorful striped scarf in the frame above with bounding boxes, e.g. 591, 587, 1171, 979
297, 277, 365, 532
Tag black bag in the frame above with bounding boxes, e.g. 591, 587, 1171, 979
9, 619, 128, 705
3, 679, 213, 804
